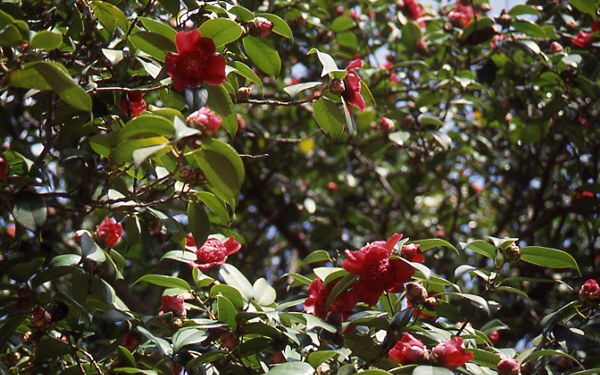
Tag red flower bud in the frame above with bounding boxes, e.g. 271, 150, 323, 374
95, 218, 123, 247
430, 337, 474, 370
580, 279, 600, 305
497, 359, 520, 375
186, 107, 223, 136
389, 333, 428, 365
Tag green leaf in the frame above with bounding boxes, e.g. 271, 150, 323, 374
412, 366, 454, 375
158, 0, 179, 14
132, 143, 170, 167
137, 326, 172, 356
81, 231, 106, 262
188, 199, 210, 249
111, 136, 169, 164
512, 20, 546, 39
91, 1, 128, 34
217, 295, 238, 327
205, 84, 237, 136
232, 61, 263, 87
8, 62, 52, 90
326, 274, 358, 310
8, 257, 45, 282
211, 284, 245, 308
521, 349, 580, 365
129, 31, 176, 62
508, 4, 540, 17
220, 263, 254, 301
313, 98, 345, 139
568, 0, 599, 14
253, 278, 277, 306
161, 250, 197, 263
445, 292, 490, 315
12, 191, 47, 231
200, 137, 244, 187
30, 31, 62, 50
113, 368, 158, 375
307, 350, 343, 368
467, 348, 501, 368
199, 18, 243, 48
411, 239, 458, 254
35, 337, 72, 363
331, 16, 355, 32
284, 81, 321, 98
520, 246, 580, 275
266, 361, 315, 375
243, 36, 281, 76
0, 316, 26, 352
140, 17, 176, 40
133, 274, 191, 291
195, 191, 230, 224
495, 286, 530, 301
466, 240, 496, 259
117, 114, 174, 142
356, 370, 392, 375
33, 62, 92, 111
303, 250, 332, 264
314, 267, 345, 283
256, 13, 294, 40
172, 328, 208, 353
308, 48, 340, 77
401, 21, 422, 52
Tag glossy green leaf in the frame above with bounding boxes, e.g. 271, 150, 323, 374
307, 350, 342, 368
161, 250, 196, 263
466, 240, 496, 259
326, 273, 357, 310
467, 348, 501, 367
266, 361, 315, 375
30, 31, 62, 50
8, 62, 52, 90
211, 284, 245, 307
253, 278, 277, 306
303, 250, 332, 264
445, 292, 490, 315
0, 316, 26, 352
137, 326, 172, 356
232, 61, 263, 87
129, 31, 176, 62
111, 136, 169, 164
33, 62, 92, 111
512, 20, 546, 39
133, 274, 191, 291
8, 257, 44, 282
172, 328, 208, 353
195, 191, 230, 224
256, 13, 293, 40
412, 366, 453, 375
140, 17, 177, 40
521, 246, 580, 275
411, 239, 458, 254
12, 191, 47, 231
132, 143, 170, 167
117, 114, 174, 142
313, 98, 345, 139
81, 231, 106, 262
284, 81, 321, 98
158, 0, 179, 14
568, 0, 599, 14
402, 21, 422, 52
521, 349, 579, 365
243, 36, 281, 76
35, 337, 72, 362
205, 84, 237, 136
220, 263, 254, 301
217, 295, 237, 327
199, 18, 243, 48
356, 370, 392, 375
91, 1, 128, 34
308, 48, 340, 77
188, 199, 210, 249
509, 4, 540, 17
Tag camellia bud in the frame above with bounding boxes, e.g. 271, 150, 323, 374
329, 78, 346, 94
405, 282, 428, 305
475, 2, 491, 13
179, 166, 199, 185
377, 117, 395, 133
494, 10, 512, 29
497, 359, 520, 375
247, 17, 274, 38
423, 296, 440, 311
501, 243, 521, 263
579, 279, 600, 305
0, 156, 8, 178
186, 107, 223, 136
237, 87, 252, 101
31, 306, 51, 332
549, 42, 563, 53
220, 330, 239, 349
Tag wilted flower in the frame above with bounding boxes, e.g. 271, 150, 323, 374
430, 337, 474, 369
389, 333, 428, 364
95, 217, 123, 247
303, 277, 357, 322
186, 234, 241, 270
343, 59, 366, 112
186, 107, 223, 136
119, 92, 147, 117
165, 30, 226, 91
497, 358, 520, 375
579, 279, 600, 305
343, 233, 415, 306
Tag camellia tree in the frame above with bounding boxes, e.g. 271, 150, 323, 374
1, 0, 599, 374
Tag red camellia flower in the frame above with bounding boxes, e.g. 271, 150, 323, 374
160, 295, 186, 317
430, 337, 474, 369
488, 330, 499, 344
186, 234, 241, 270
401, 243, 424, 263
186, 107, 223, 136
448, 1, 474, 28
119, 92, 147, 117
573, 21, 599, 48
401, 0, 425, 28
343, 59, 366, 112
95, 217, 123, 247
303, 277, 357, 321
579, 279, 600, 305
165, 30, 226, 91
497, 359, 520, 375
343, 233, 415, 306
389, 333, 427, 364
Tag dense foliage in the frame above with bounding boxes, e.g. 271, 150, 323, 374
1, 0, 599, 374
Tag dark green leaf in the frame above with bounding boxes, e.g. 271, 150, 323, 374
33, 61, 92, 111
34, 337, 72, 363
12, 191, 47, 231
467, 348, 500, 368
466, 240, 496, 259
129, 31, 176, 62
205, 84, 237, 136
172, 328, 208, 353
195, 191, 230, 224
326, 274, 357, 310
90, 1, 128, 34
217, 296, 237, 327
512, 20, 546, 39
568, 0, 599, 14
188, 199, 210, 249
313, 98, 345, 139
116, 115, 174, 142
307, 350, 342, 368
8, 257, 45, 282
509, 4, 540, 17
232, 61, 263, 87
411, 239, 458, 254
133, 274, 191, 291
211, 284, 245, 308
137, 326, 172, 356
